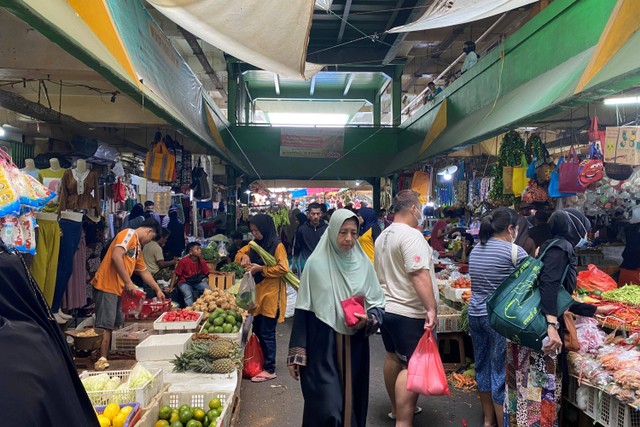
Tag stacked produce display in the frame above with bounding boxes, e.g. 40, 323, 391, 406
172, 338, 242, 374
188, 288, 247, 320
151, 397, 225, 427
200, 309, 242, 335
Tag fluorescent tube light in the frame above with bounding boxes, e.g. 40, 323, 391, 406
604, 96, 640, 105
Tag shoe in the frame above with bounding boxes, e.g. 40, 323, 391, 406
57, 310, 73, 319
388, 406, 423, 420
54, 313, 68, 324
94, 357, 109, 371
251, 371, 277, 383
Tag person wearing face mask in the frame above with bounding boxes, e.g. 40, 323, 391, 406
468, 208, 527, 427
373, 190, 438, 424
504, 208, 616, 427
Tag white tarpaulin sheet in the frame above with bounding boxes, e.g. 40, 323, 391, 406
147, 0, 318, 79
389, 0, 538, 32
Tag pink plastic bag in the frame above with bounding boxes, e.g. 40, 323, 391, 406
341, 296, 365, 327
406, 329, 450, 396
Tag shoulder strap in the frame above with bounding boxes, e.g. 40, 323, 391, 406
538, 239, 560, 259
511, 243, 518, 267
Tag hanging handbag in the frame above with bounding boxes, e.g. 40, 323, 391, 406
144, 141, 176, 182
578, 143, 604, 188
486, 240, 575, 350
588, 115, 606, 144
502, 166, 514, 195
522, 180, 549, 205
190, 157, 211, 200
558, 147, 583, 193
512, 154, 529, 196
526, 156, 537, 179
548, 157, 575, 198
563, 312, 580, 352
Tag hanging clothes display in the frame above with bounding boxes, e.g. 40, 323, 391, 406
30, 213, 61, 306
58, 168, 100, 213
50, 216, 83, 313
38, 167, 66, 213
84, 216, 106, 300
62, 230, 87, 310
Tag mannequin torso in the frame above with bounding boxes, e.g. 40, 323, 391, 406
22, 159, 39, 179
49, 158, 61, 171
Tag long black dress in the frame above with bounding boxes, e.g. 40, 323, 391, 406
0, 245, 98, 426
288, 307, 383, 427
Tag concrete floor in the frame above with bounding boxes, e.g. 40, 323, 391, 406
239, 318, 483, 427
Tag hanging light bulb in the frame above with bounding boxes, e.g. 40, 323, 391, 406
443, 173, 452, 181
0, 126, 5, 137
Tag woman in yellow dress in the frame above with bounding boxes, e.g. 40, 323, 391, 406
236, 214, 288, 382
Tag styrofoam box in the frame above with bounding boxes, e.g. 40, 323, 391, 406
153, 311, 204, 332
136, 390, 234, 427
136, 333, 193, 362
443, 285, 469, 302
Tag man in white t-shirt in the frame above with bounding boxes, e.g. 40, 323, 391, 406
374, 190, 438, 425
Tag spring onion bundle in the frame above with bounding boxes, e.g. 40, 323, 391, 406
248, 240, 300, 290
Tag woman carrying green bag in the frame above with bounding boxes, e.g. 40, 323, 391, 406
505, 209, 616, 427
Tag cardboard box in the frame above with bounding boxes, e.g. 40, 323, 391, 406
209, 271, 234, 291
604, 126, 640, 165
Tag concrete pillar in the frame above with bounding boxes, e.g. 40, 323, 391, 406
392, 65, 403, 126
226, 61, 237, 125
373, 92, 381, 126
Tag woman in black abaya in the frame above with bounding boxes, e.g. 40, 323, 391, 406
0, 242, 98, 426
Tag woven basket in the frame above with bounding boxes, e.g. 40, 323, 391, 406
605, 163, 633, 181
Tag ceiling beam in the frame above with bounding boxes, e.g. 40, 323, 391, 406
274, 73, 281, 95
307, 46, 391, 65
343, 73, 354, 96
0, 87, 146, 152
382, 0, 431, 65
310, 75, 317, 96
177, 27, 227, 98
337, 0, 353, 44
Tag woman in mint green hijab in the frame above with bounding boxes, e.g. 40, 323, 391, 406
287, 209, 385, 427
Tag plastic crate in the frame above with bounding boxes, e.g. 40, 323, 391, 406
154, 311, 204, 332
199, 323, 242, 343
111, 323, 155, 352
136, 333, 192, 361
609, 397, 640, 427
438, 305, 462, 332
134, 299, 172, 320
136, 390, 234, 427
79, 367, 163, 406
94, 402, 140, 427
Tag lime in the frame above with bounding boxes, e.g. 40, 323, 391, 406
225, 315, 236, 325
208, 398, 222, 410
212, 408, 222, 418
207, 410, 217, 421
231, 325, 239, 333
159, 405, 173, 420
222, 323, 233, 333
234, 312, 242, 322
186, 420, 202, 427
179, 409, 194, 424
213, 326, 224, 333
193, 408, 206, 422
208, 326, 216, 334
170, 422, 184, 427
155, 421, 170, 427
179, 404, 190, 414
208, 313, 217, 322
213, 317, 225, 326
170, 411, 180, 423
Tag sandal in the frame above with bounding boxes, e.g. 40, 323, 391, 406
387, 406, 423, 420
94, 357, 109, 371
251, 371, 277, 383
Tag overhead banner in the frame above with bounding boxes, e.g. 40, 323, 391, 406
280, 128, 344, 158
389, 0, 537, 32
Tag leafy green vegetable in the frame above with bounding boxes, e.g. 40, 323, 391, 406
201, 241, 220, 261
220, 262, 245, 279
602, 285, 640, 305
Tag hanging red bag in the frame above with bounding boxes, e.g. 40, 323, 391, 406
243, 333, 264, 379
577, 264, 618, 293
589, 115, 606, 144
558, 146, 584, 193
406, 329, 450, 396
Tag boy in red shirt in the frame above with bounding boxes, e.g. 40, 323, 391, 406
170, 242, 211, 306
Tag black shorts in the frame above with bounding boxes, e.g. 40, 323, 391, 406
380, 312, 426, 365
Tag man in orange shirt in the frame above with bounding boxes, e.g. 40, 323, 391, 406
92, 218, 165, 369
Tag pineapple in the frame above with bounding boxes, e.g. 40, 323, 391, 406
208, 341, 235, 359
210, 358, 240, 374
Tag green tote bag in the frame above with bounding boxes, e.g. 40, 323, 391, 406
486, 240, 575, 350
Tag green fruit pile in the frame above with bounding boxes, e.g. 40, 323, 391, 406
202, 308, 242, 334
155, 398, 224, 427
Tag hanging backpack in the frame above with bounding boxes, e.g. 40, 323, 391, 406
486, 240, 575, 350
190, 157, 211, 200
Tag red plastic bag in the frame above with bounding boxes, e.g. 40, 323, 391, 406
577, 264, 617, 293
407, 329, 450, 396
120, 289, 146, 316
243, 333, 264, 379
340, 296, 365, 327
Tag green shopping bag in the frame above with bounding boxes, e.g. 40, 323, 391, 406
486, 240, 575, 350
